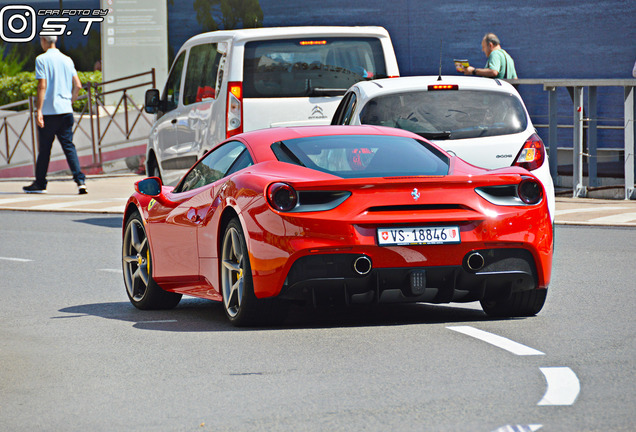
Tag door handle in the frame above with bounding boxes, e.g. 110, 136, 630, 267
171, 119, 177, 124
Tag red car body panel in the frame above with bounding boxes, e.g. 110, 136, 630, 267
124, 125, 552, 304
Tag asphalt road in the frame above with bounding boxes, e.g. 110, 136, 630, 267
0, 211, 634, 431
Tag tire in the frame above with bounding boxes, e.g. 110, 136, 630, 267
122, 212, 182, 310
480, 288, 547, 318
221, 218, 287, 326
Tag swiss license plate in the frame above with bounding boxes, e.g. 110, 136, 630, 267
377, 226, 461, 246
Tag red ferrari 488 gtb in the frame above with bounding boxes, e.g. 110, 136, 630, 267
122, 125, 552, 326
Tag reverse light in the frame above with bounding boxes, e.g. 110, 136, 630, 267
428, 84, 459, 91
267, 182, 298, 212
226, 82, 243, 138
517, 177, 544, 205
514, 133, 545, 171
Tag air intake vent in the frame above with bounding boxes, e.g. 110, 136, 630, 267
367, 204, 465, 212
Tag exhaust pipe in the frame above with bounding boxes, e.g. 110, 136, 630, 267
353, 255, 372, 275
466, 252, 485, 271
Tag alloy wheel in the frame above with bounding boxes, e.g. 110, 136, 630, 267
123, 218, 150, 301
221, 225, 245, 318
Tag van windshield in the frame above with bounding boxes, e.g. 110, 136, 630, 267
243, 37, 387, 98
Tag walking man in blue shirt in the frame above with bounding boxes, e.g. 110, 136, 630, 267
23, 35, 87, 194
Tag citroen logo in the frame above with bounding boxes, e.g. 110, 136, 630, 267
309, 105, 327, 119
311, 105, 324, 116
411, 188, 420, 200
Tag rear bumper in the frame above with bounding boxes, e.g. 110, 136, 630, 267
279, 248, 539, 306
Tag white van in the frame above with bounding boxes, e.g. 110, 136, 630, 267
144, 26, 400, 185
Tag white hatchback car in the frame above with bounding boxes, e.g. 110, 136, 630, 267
331, 75, 555, 219
144, 26, 400, 185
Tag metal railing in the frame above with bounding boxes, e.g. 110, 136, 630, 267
509, 78, 636, 200
0, 68, 156, 176
0, 97, 37, 170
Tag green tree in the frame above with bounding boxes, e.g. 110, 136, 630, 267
0, 42, 31, 76
192, 0, 263, 31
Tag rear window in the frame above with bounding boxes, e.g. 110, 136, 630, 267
243, 37, 387, 98
271, 135, 449, 179
360, 90, 528, 139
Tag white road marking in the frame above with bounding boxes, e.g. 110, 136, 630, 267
554, 206, 624, 216
588, 212, 636, 224
537, 367, 580, 406
447, 326, 545, 356
0, 256, 33, 262
492, 425, 543, 432
100, 205, 126, 212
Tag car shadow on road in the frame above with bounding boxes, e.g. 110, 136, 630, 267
57, 299, 232, 331
57, 298, 515, 332
73, 216, 123, 228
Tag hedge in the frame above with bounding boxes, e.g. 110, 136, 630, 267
0, 71, 102, 112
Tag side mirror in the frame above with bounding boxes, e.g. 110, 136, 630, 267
135, 177, 162, 196
144, 89, 160, 114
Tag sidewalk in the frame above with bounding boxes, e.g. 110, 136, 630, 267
1, 175, 636, 226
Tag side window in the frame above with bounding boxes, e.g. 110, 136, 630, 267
331, 92, 353, 125
341, 93, 357, 125
176, 141, 253, 193
183, 43, 222, 105
162, 52, 186, 112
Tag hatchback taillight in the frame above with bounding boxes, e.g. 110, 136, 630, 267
514, 133, 545, 171
226, 82, 243, 138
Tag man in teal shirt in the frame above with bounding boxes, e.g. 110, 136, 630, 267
463, 33, 517, 79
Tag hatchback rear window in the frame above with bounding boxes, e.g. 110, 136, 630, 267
360, 90, 528, 139
271, 135, 449, 178
243, 38, 387, 98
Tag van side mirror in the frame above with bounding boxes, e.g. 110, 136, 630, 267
144, 89, 160, 114
136, 177, 162, 196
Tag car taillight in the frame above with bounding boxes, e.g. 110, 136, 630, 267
514, 133, 545, 171
226, 81, 243, 138
517, 177, 543, 205
267, 182, 298, 212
